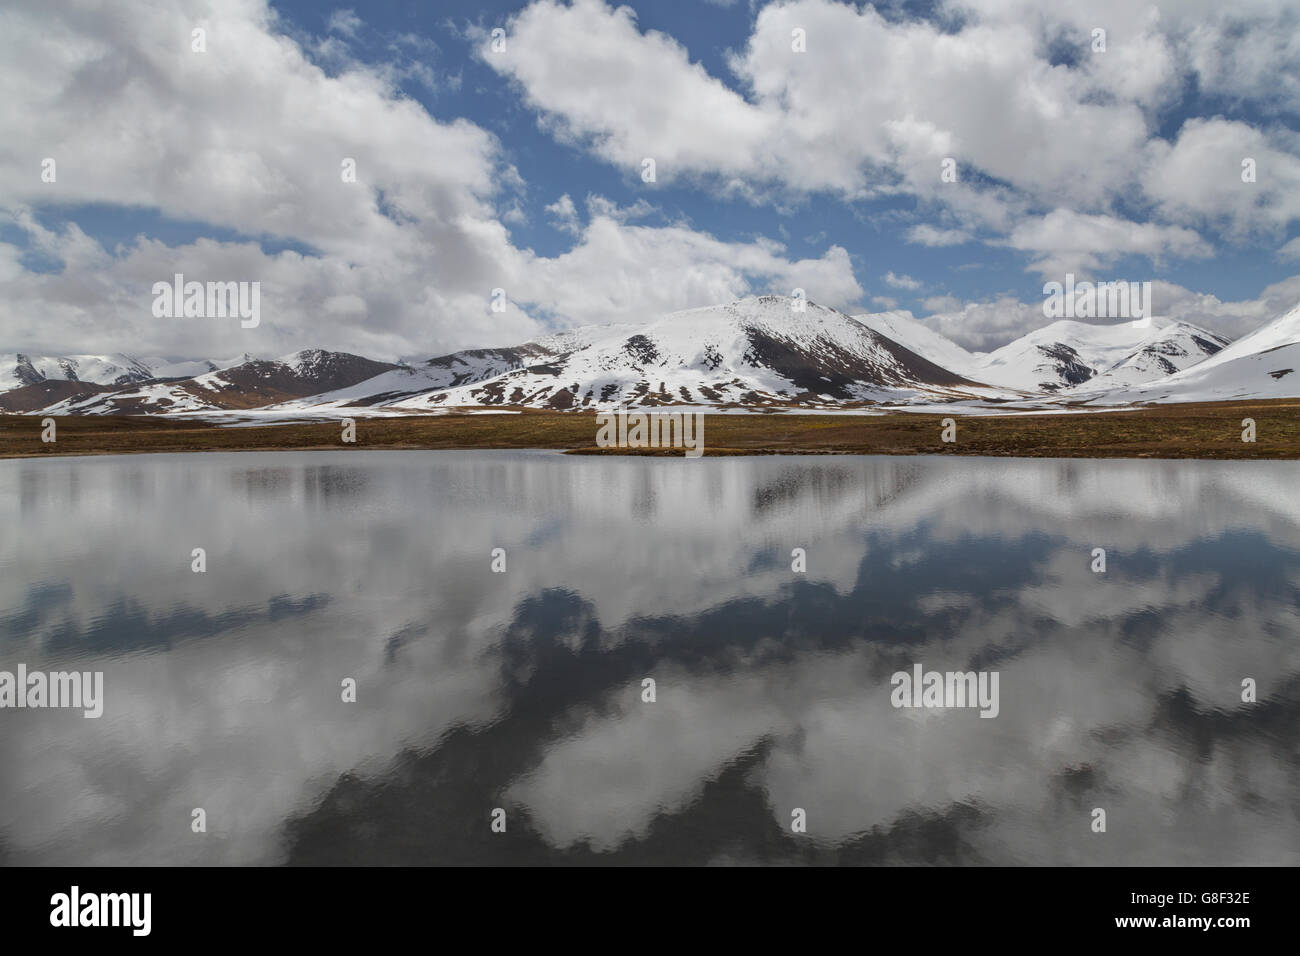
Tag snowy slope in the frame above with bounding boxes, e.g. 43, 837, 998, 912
266, 343, 563, 411
1153, 301, 1300, 380
1083, 303, 1300, 404
972, 319, 1226, 392
39, 381, 228, 415
974, 321, 1153, 390
383, 296, 982, 411
1065, 322, 1230, 393
1104, 343, 1300, 404
854, 311, 980, 377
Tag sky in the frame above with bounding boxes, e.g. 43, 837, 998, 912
2, 0, 1299, 363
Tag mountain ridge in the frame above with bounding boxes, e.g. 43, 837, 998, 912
3, 296, 1298, 417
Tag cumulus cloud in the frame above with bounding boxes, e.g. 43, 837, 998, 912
485, 0, 1155, 206
545, 194, 581, 235
1004, 210, 1214, 279
583, 194, 656, 223
482, 0, 1300, 274
0, 0, 860, 359
921, 294, 965, 315
325, 9, 362, 38
906, 224, 972, 247
482, 0, 775, 182
883, 271, 922, 290
517, 217, 864, 322
1142, 119, 1300, 237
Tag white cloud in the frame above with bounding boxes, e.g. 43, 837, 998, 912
1142, 119, 1300, 237
545, 194, 580, 235
326, 9, 362, 38
501, 200, 528, 226
482, 0, 1300, 274
0, 204, 864, 360
484, 0, 1158, 209
0, 0, 859, 360
921, 294, 964, 314
906, 224, 971, 247
883, 271, 922, 290
584, 194, 656, 223
1177, 1, 1300, 114
1004, 210, 1214, 279
483, 0, 774, 181
517, 217, 864, 324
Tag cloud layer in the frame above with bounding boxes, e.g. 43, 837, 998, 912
0, 0, 1298, 359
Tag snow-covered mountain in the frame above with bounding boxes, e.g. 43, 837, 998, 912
1063, 322, 1231, 393
6, 297, 1300, 417
0, 353, 155, 394
1084, 302, 1300, 405
26, 350, 400, 415
268, 344, 563, 413
971, 319, 1227, 392
375, 296, 988, 412
0, 352, 258, 406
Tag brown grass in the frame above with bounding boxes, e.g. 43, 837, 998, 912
1, 399, 1298, 460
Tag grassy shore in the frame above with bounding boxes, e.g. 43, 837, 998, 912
1, 400, 1298, 460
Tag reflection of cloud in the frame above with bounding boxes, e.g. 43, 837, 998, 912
507, 665, 779, 851
0, 451, 1296, 864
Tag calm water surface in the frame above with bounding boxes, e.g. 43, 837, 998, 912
1, 450, 1297, 865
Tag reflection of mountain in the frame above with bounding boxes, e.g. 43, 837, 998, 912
0, 452, 1297, 864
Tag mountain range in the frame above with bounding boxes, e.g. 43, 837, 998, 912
3, 296, 1297, 418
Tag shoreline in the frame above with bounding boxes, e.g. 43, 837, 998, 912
2, 400, 1298, 460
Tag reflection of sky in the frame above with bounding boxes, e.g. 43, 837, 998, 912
0, 451, 1296, 865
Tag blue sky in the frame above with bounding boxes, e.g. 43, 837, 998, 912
3, 0, 1299, 361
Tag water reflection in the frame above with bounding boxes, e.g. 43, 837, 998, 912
0, 451, 1296, 865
